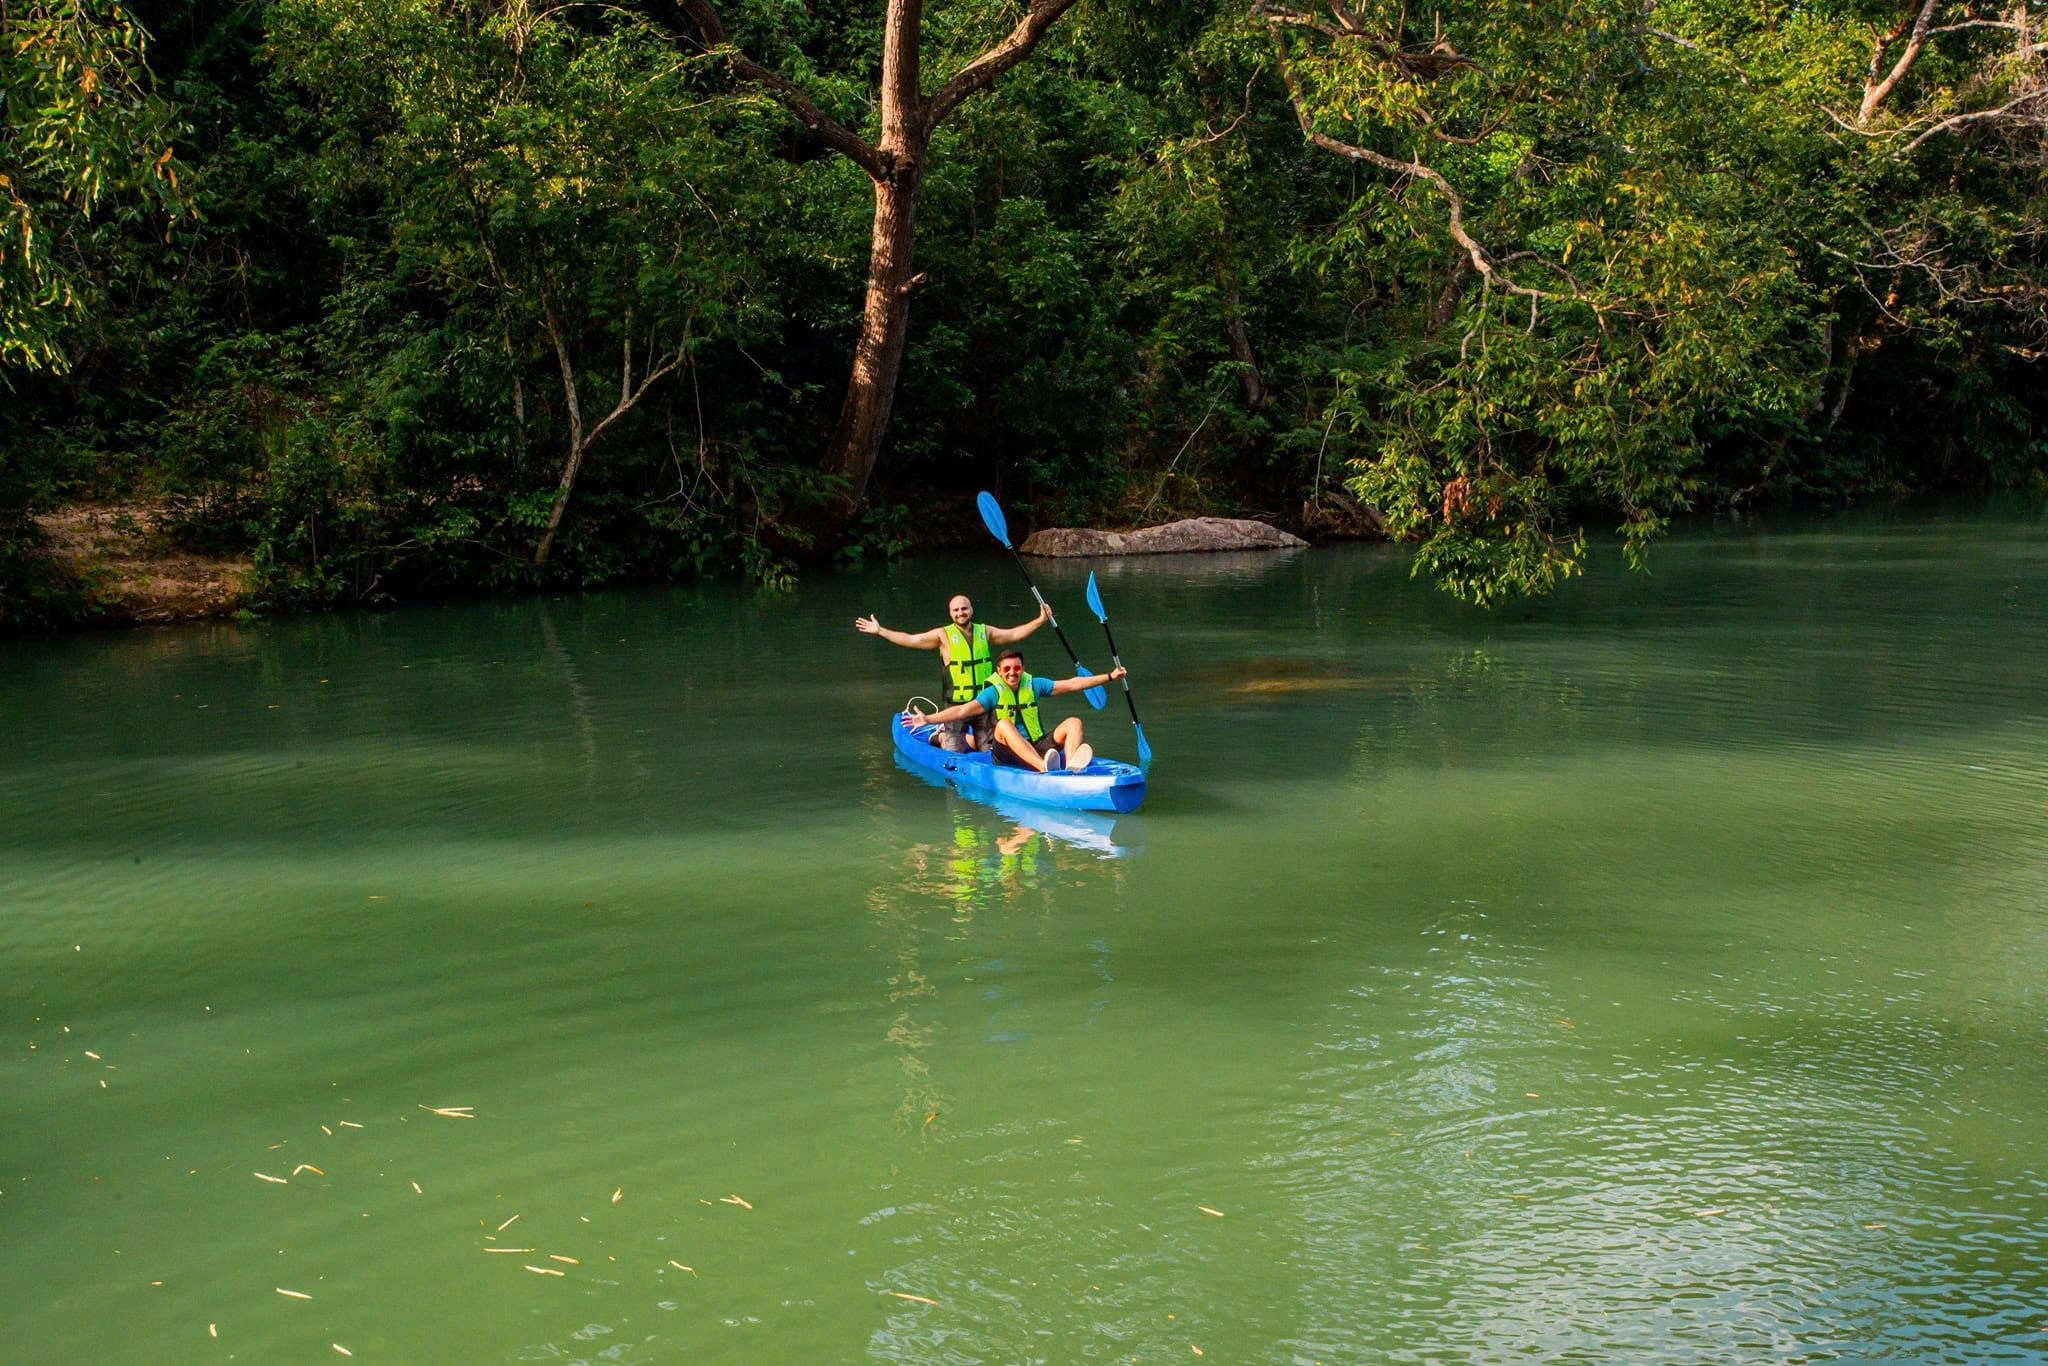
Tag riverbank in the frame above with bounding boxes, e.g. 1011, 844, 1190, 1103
27, 504, 252, 625
8, 496, 1368, 634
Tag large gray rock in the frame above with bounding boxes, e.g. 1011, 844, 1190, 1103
1019, 516, 1306, 557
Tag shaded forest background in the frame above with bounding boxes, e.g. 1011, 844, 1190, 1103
5, 0, 2045, 626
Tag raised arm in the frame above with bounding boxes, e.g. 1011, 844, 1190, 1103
1049, 666, 1125, 695
856, 615, 944, 649
987, 601, 1053, 646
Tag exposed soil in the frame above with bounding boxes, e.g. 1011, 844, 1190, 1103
31, 503, 253, 624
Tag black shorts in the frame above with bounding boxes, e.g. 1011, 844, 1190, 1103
993, 732, 1057, 766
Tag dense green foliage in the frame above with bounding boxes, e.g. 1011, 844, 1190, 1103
4, 0, 2043, 623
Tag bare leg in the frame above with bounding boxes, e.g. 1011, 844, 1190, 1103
991, 719, 1050, 772
1051, 717, 1091, 769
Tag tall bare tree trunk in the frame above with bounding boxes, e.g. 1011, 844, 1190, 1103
824, 4, 927, 514
824, 171, 923, 513
676, 0, 1079, 529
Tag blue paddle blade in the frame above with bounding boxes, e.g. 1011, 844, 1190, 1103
1078, 662, 1107, 710
1135, 723, 1152, 765
976, 491, 1010, 548
1085, 571, 1106, 622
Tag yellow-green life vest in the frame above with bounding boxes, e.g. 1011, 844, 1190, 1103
991, 673, 1045, 742
940, 623, 993, 704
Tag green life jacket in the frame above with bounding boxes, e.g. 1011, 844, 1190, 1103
940, 623, 993, 704
991, 673, 1045, 742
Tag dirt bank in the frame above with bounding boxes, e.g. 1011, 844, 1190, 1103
31, 504, 253, 624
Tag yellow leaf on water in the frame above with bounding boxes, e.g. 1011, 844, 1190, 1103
886, 1291, 938, 1306
721, 1195, 752, 1209
525, 1265, 565, 1277
611, 1188, 622, 1203
1197, 1206, 1224, 1218
276, 1288, 311, 1300
254, 1173, 287, 1185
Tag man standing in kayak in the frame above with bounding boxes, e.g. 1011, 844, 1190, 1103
905, 649, 1125, 773
856, 596, 1052, 752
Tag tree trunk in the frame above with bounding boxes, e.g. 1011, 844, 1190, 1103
1222, 288, 1268, 410
673, 0, 1080, 525
534, 312, 587, 568
823, 163, 924, 514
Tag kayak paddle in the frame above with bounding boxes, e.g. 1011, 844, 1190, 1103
976, 491, 1107, 710
1085, 571, 1152, 765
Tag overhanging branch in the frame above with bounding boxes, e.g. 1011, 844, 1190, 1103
928, 0, 1081, 127
1264, 31, 1564, 308
674, 0, 887, 179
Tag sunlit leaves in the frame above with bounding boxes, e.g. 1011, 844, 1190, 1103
1, 0, 190, 372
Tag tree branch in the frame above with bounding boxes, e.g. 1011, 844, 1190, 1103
1899, 85, 2048, 153
928, 0, 1081, 127
673, 0, 887, 179
1265, 34, 1561, 306
1861, 0, 1943, 122
1253, 1, 1485, 81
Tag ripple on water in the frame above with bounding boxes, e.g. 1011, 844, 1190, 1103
1261, 965, 2048, 1363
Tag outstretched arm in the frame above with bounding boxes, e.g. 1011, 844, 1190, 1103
856, 615, 943, 649
907, 698, 988, 727
1049, 666, 1125, 695
987, 601, 1054, 646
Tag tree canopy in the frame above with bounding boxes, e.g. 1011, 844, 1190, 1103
4, 0, 2043, 622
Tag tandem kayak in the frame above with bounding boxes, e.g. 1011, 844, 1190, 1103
890, 713, 1147, 813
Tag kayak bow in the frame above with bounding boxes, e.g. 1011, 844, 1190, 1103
890, 713, 1146, 813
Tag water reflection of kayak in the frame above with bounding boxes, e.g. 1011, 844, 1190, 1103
891, 750, 1144, 857
890, 713, 1146, 813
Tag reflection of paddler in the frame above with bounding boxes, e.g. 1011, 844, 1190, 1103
940, 812, 1049, 915
943, 817, 981, 918
855, 596, 1053, 752
994, 824, 1048, 883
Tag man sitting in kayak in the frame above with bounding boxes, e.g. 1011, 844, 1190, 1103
905, 650, 1125, 773
856, 595, 1052, 752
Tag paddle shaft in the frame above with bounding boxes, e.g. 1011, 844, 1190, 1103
1097, 617, 1144, 728
1008, 547, 1093, 678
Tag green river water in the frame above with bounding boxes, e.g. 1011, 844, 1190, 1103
4, 509, 2047, 1363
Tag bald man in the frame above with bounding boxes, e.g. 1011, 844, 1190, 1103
856, 595, 1052, 751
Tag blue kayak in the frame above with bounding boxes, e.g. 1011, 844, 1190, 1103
890, 713, 1147, 813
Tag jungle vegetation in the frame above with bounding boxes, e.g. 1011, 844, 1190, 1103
4, 0, 2044, 623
